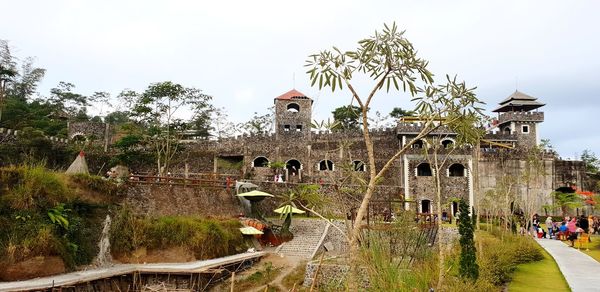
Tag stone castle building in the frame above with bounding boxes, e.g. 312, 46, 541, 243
64, 89, 587, 216
198, 89, 586, 216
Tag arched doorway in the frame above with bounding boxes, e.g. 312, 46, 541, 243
286, 159, 301, 176
421, 199, 431, 214
252, 156, 269, 167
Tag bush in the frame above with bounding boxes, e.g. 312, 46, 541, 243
110, 208, 247, 260
476, 230, 543, 285
0, 165, 105, 270
69, 173, 124, 196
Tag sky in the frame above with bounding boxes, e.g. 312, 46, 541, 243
1, 0, 599, 158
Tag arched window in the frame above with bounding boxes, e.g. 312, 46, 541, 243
319, 160, 334, 171
286, 103, 300, 113
441, 139, 454, 149
503, 127, 511, 135
352, 160, 365, 171
416, 163, 432, 176
412, 139, 424, 149
448, 163, 466, 177
286, 159, 301, 175
252, 156, 269, 167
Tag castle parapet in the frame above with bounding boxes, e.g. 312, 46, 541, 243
498, 111, 544, 124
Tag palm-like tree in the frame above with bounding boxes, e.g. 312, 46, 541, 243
552, 191, 583, 217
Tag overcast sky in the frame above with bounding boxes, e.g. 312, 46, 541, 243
1, 0, 599, 158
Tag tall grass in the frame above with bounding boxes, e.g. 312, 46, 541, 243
0, 164, 106, 272
110, 208, 247, 260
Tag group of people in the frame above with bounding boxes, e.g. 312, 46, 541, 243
531, 214, 599, 247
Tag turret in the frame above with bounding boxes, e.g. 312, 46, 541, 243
492, 91, 544, 148
274, 89, 313, 141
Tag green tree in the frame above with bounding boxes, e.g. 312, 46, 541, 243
581, 149, 599, 174
332, 105, 362, 130
0, 40, 46, 122
305, 22, 483, 279
124, 81, 212, 175
389, 107, 415, 119
239, 109, 273, 135
458, 199, 479, 281
552, 191, 583, 217
104, 111, 131, 125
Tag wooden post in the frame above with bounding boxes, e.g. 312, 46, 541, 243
230, 272, 235, 292
185, 163, 189, 179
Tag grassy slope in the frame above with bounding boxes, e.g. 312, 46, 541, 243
508, 245, 570, 292
580, 234, 600, 262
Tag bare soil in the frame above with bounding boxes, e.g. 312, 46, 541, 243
114, 246, 196, 264
0, 256, 66, 281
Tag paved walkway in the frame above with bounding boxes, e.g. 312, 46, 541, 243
536, 238, 600, 292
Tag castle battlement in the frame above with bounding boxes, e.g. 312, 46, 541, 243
497, 111, 544, 124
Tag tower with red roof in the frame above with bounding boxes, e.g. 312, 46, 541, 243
274, 89, 313, 141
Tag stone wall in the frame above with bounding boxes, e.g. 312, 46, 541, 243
68, 121, 109, 140
125, 184, 243, 217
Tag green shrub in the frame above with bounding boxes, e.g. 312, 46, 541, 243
476, 231, 543, 285
110, 208, 247, 260
69, 173, 123, 196
2, 164, 71, 210
0, 165, 105, 270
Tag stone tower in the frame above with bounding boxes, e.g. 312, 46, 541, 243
274, 89, 313, 141
492, 91, 545, 148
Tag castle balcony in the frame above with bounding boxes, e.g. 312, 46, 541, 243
497, 111, 544, 125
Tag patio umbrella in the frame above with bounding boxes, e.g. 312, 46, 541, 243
273, 205, 306, 214
239, 226, 264, 235
237, 190, 275, 202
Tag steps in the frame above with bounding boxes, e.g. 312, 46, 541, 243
276, 219, 328, 259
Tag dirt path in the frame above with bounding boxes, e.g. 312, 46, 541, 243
244, 254, 303, 292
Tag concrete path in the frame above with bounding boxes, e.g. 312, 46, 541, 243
536, 238, 600, 292
0, 251, 265, 292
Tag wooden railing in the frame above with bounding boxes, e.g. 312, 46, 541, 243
127, 174, 238, 190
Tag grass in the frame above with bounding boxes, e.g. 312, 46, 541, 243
580, 234, 600, 263
110, 208, 248, 260
508, 246, 570, 291
231, 261, 281, 292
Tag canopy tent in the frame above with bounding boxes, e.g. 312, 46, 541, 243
274, 205, 306, 214
65, 151, 89, 175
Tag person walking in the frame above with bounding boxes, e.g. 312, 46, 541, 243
545, 216, 554, 239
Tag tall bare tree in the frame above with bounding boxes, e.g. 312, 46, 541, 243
305, 23, 484, 287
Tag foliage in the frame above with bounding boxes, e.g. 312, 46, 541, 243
0, 40, 46, 122
304, 23, 485, 264
69, 173, 124, 196
389, 107, 415, 119
269, 161, 285, 169
238, 109, 273, 135
0, 165, 106, 270
0, 127, 78, 169
474, 229, 543, 286
109, 208, 246, 260
581, 149, 599, 174
47, 203, 70, 229
331, 105, 363, 130
123, 81, 212, 175
458, 199, 479, 281
551, 191, 583, 217
508, 246, 569, 292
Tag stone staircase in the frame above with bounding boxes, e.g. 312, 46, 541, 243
276, 219, 329, 259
